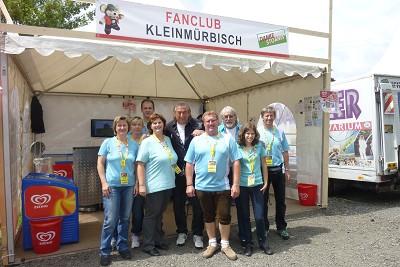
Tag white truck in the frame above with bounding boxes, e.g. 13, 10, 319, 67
328, 74, 400, 193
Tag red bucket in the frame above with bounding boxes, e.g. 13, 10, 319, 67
29, 217, 63, 254
297, 183, 317, 206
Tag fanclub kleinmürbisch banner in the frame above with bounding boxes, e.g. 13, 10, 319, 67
96, 0, 289, 58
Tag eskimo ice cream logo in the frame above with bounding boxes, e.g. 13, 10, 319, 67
36, 231, 56, 245
257, 29, 287, 48
299, 192, 309, 200
31, 194, 51, 209
54, 170, 68, 177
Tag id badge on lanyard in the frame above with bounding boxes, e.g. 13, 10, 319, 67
247, 174, 255, 186
172, 163, 182, 174
265, 156, 273, 166
208, 160, 217, 173
120, 172, 128, 184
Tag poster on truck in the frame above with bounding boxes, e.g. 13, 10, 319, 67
329, 80, 374, 168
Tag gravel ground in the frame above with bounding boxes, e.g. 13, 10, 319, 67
18, 189, 400, 267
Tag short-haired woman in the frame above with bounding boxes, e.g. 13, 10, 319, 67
137, 113, 178, 256
97, 116, 139, 266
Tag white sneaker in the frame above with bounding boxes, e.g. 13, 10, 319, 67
111, 238, 117, 251
193, 235, 204, 249
176, 233, 187, 246
131, 234, 140, 248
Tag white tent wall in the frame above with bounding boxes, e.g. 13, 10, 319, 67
38, 95, 203, 154
207, 75, 325, 203
1, 54, 33, 264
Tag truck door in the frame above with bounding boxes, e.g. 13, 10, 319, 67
377, 78, 398, 175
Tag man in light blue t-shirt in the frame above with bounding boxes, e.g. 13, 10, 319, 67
257, 106, 291, 241
185, 111, 242, 261
218, 106, 245, 247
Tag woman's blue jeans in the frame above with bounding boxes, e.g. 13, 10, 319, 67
237, 184, 266, 245
99, 186, 133, 255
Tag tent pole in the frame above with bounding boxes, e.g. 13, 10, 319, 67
1, 52, 15, 265
174, 63, 203, 100
320, 0, 333, 208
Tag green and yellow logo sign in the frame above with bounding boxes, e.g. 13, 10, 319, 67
257, 29, 287, 48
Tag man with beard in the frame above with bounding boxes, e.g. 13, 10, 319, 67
218, 106, 245, 247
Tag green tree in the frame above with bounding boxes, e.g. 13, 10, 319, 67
2, 0, 95, 29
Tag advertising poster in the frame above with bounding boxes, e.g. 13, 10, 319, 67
320, 91, 339, 113
329, 83, 374, 168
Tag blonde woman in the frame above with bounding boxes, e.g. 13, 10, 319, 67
97, 116, 139, 266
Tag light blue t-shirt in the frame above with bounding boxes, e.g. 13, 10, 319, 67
136, 135, 177, 194
257, 126, 289, 166
238, 142, 267, 187
98, 137, 138, 187
185, 133, 242, 191
218, 124, 242, 142
219, 124, 242, 167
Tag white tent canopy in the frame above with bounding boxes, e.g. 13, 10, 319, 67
1, 28, 326, 99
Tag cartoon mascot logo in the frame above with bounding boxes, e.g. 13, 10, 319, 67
99, 4, 124, 35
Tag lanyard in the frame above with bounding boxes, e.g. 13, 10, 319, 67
242, 146, 257, 173
115, 137, 129, 170
130, 134, 142, 145
153, 134, 173, 162
263, 126, 276, 153
205, 132, 220, 160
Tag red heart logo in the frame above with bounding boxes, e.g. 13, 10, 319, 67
31, 194, 51, 205
36, 231, 56, 242
54, 170, 67, 176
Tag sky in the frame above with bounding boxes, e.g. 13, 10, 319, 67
89, 0, 400, 81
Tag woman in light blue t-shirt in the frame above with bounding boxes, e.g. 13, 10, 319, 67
97, 116, 138, 266
236, 122, 273, 256
137, 113, 178, 256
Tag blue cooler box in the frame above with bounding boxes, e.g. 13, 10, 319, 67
22, 173, 79, 250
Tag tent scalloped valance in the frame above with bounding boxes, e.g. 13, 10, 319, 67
1, 35, 322, 78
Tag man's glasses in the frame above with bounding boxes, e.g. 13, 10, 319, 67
223, 115, 235, 119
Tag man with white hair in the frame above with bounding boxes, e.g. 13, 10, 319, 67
218, 106, 241, 142
218, 106, 245, 247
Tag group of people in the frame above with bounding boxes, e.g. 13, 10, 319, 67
97, 100, 291, 266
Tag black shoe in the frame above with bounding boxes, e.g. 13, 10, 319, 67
155, 243, 169, 250
240, 240, 246, 248
144, 248, 160, 256
243, 244, 253, 257
119, 249, 132, 260
100, 255, 111, 266
260, 243, 273, 255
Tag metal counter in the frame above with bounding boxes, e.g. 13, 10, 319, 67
73, 146, 102, 207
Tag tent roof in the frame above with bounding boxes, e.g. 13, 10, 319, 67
1, 24, 329, 100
